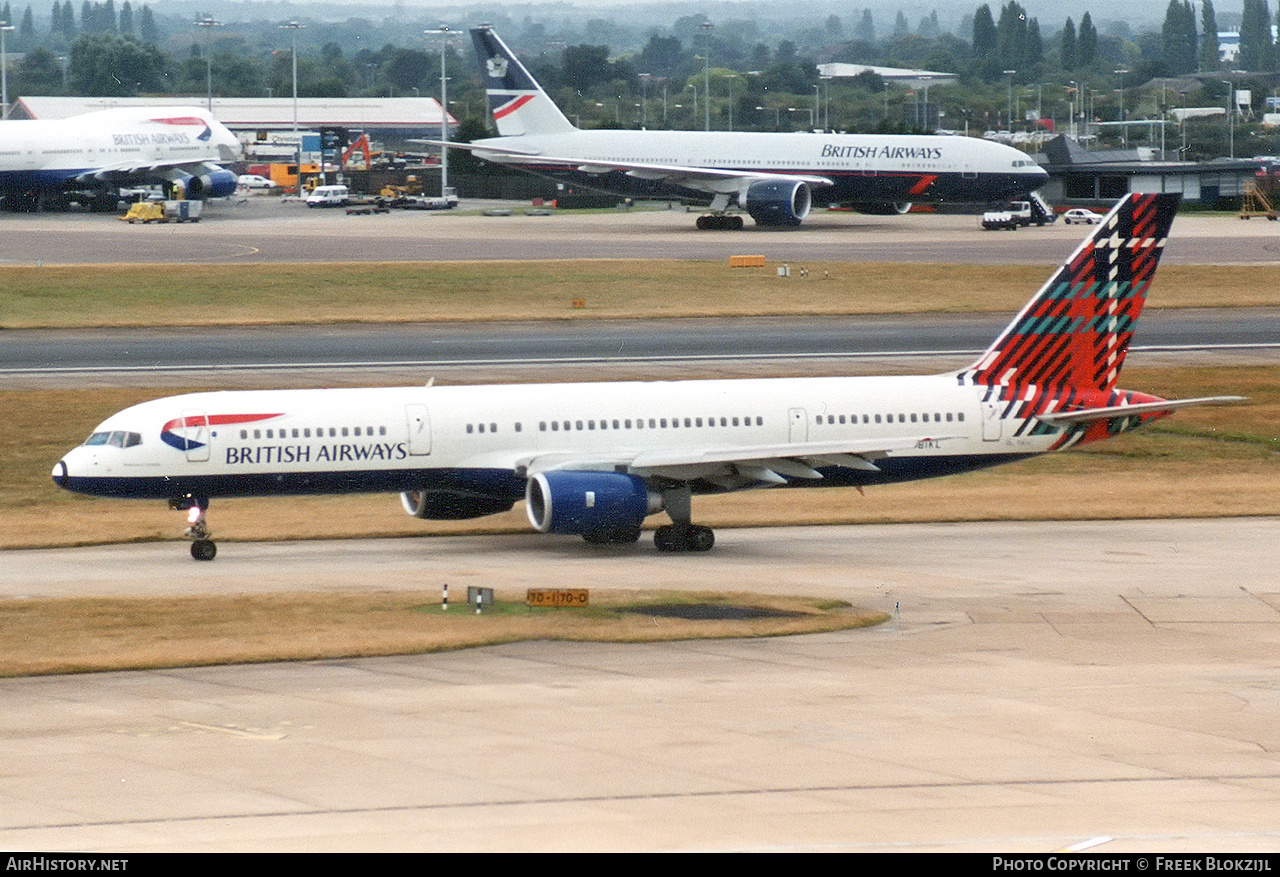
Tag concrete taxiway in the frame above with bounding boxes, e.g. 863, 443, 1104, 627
2, 198, 1280, 265
2, 518, 1278, 851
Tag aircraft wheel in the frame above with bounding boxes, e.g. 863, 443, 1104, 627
191, 539, 217, 561
685, 525, 715, 552
654, 525, 682, 552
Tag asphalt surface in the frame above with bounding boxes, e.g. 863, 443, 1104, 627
2, 196, 1280, 265
2, 519, 1278, 851
5, 309, 1278, 379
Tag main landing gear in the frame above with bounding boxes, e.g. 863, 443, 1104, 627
654, 487, 715, 552
171, 494, 216, 561
695, 194, 745, 231
654, 523, 715, 552
695, 213, 744, 231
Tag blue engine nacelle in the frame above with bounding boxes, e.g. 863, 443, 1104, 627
739, 179, 811, 227
401, 490, 516, 520
525, 471, 659, 541
162, 166, 238, 199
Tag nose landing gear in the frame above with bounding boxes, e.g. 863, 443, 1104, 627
171, 494, 216, 561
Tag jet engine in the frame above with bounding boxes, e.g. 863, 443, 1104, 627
525, 471, 661, 543
850, 202, 913, 215
739, 179, 811, 226
401, 490, 515, 520
160, 165, 238, 199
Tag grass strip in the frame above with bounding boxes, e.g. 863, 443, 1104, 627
0, 590, 886, 677
3, 261, 1280, 328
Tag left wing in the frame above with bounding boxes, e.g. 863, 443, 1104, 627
414, 138, 834, 191
519, 434, 960, 489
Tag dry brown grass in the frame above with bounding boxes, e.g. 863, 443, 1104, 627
2, 261, 1279, 328
0, 590, 886, 677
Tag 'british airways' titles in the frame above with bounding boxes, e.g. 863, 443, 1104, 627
821, 143, 944, 160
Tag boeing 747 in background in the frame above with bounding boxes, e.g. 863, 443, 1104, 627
53, 193, 1240, 560
0, 106, 242, 211
436, 26, 1049, 229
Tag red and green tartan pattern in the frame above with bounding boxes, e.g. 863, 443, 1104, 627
964, 193, 1179, 395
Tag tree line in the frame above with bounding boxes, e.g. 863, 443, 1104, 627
2, 2, 1279, 157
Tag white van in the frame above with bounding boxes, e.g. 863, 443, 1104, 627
305, 185, 349, 207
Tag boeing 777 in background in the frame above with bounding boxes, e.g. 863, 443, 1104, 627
53, 193, 1240, 560
0, 106, 242, 211
440, 26, 1049, 229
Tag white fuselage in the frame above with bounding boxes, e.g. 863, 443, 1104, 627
0, 107, 241, 189
54, 373, 1049, 506
473, 129, 1048, 205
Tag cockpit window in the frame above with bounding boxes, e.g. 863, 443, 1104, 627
84, 431, 142, 448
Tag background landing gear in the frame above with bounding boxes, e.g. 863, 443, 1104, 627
696, 214, 744, 230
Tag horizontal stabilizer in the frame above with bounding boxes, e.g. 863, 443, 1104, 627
1035, 396, 1245, 426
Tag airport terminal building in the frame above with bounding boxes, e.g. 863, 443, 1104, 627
7, 96, 455, 154
1037, 134, 1272, 207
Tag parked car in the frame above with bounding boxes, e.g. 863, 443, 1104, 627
238, 174, 277, 190
305, 185, 350, 207
1062, 207, 1103, 225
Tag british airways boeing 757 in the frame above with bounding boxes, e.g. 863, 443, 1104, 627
0, 106, 242, 211
438, 26, 1048, 229
53, 193, 1240, 560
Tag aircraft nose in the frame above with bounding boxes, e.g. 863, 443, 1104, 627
52, 459, 68, 488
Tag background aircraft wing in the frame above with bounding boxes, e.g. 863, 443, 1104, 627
414, 139, 833, 189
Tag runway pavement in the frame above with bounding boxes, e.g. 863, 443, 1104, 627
5, 309, 1279, 381
2, 518, 1279, 851
2, 197, 1279, 265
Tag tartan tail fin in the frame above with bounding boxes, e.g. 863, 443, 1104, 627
961, 192, 1180, 394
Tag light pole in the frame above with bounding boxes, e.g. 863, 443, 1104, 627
0, 20, 14, 120
279, 21, 304, 193
700, 20, 713, 131
725, 73, 738, 131
196, 15, 221, 112
425, 25, 458, 200
1114, 69, 1129, 147
1003, 70, 1016, 132
1223, 80, 1235, 159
